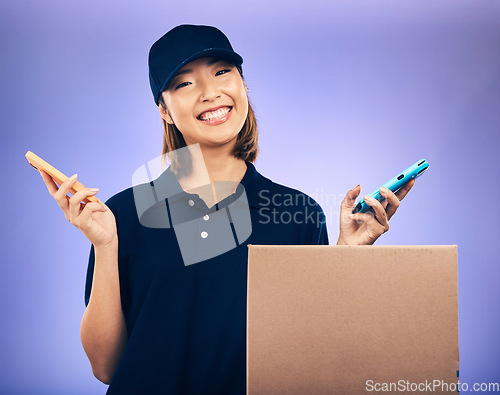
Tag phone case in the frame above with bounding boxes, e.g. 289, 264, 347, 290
352, 159, 429, 214
26, 150, 100, 204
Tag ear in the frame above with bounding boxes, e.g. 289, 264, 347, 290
159, 104, 174, 124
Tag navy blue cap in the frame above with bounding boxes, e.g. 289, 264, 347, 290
148, 25, 244, 105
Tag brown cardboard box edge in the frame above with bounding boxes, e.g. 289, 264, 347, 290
247, 245, 459, 394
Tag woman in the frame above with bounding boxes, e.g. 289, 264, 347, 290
39, 25, 415, 394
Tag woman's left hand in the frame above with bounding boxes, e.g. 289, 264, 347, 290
336, 179, 416, 246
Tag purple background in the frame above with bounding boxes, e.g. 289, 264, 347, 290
2, 0, 499, 393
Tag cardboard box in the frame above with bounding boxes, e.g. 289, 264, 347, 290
247, 245, 459, 394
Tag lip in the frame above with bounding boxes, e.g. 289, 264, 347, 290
197, 106, 233, 126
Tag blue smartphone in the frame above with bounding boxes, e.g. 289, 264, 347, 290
352, 159, 430, 214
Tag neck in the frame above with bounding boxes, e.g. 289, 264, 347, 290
177, 142, 248, 206
201, 149, 247, 183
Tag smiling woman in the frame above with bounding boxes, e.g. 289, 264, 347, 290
161, 58, 248, 142
39, 23, 416, 395
157, 56, 258, 175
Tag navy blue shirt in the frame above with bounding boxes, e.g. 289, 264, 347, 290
85, 161, 329, 394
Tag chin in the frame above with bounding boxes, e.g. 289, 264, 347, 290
205, 125, 241, 143
206, 132, 240, 147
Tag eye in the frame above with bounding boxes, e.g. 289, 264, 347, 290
175, 81, 191, 90
215, 68, 232, 76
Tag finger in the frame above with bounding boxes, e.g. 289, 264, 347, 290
380, 187, 400, 220
395, 179, 416, 202
74, 201, 107, 229
69, 188, 100, 222
39, 169, 60, 196
341, 184, 361, 210
54, 174, 78, 205
52, 175, 77, 216
348, 212, 377, 225
84, 196, 104, 205
363, 195, 389, 229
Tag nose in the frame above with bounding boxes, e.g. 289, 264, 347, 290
200, 78, 221, 102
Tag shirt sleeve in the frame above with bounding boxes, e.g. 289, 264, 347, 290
312, 205, 329, 245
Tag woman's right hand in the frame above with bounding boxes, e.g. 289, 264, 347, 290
39, 170, 118, 248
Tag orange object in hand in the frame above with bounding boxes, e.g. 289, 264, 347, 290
25, 150, 99, 204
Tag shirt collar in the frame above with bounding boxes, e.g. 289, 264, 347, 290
152, 160, 264, 210
239, 161, 264, 209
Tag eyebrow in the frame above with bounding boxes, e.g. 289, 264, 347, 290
173, 59, 230, 78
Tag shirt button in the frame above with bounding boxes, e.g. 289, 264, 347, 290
203, 214, 209, 221
188, 199, 194, 206
201, 231, 208, 239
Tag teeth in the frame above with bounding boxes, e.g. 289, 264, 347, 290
199, 107, 231, 121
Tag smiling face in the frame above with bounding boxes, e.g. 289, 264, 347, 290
159, 57, 249, 150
